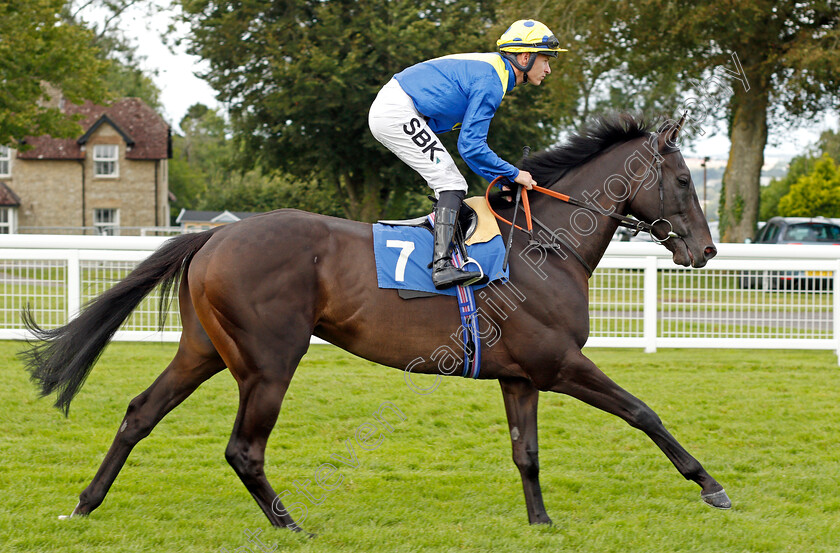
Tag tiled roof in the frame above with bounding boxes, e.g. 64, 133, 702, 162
0, 182, 21, 206
18, 98, 170, 160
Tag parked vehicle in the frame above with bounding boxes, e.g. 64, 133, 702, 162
741, 217, 840, 290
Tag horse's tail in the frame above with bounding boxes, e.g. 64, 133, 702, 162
20, 230, 217, 415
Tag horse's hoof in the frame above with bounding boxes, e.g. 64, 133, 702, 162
701, 489, 732, 509
58, 503, 82, 520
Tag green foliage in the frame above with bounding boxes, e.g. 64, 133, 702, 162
0, 0, 109, 146
501, 1, 684, 131
100, 45, 162, 109
778, 154, 840, 217
67, 0, 164, 109
508, 0, 840, 242
169, 103, 345, 219
759, 176, 791, 222
200, 170, 345, 217
4, 342, 840, 551
169, 104, 229, 210
817, 129, 840, 161
733, 193, 745, 224
760, 155, 818, 220
176, 0, 559, 221
761, 133, 840, 221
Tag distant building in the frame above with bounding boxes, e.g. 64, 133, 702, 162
0, 182, 21, 234
175, 209, 263, 233
0, 97, 171, 235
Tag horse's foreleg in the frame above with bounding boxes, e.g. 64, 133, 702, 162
499, 378, 552, 525
66, 348, 225, 519
551, 352, 731, 509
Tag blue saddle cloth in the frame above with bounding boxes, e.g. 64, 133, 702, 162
372, 222, 508, 297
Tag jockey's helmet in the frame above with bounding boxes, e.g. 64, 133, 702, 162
497, 20, 567, 58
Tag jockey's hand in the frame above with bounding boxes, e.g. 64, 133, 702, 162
514, 170, 537, 190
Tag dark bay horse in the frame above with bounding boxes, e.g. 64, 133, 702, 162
23, 113, 728, 530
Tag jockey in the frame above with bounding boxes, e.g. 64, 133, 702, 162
369, 20, 566, 289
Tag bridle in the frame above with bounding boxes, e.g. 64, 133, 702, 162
485, 141, 681, 275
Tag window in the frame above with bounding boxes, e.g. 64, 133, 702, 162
783, 223, 840, 243
0, 146, 11, 177
0, 207, 15, 234
93, 145, 119, 177
757, 223, 780, 243
94, 208, 119, 236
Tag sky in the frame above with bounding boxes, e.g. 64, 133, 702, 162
112, 3, 838, 160
110, 4, 220, 131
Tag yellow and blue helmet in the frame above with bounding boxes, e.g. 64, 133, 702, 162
497, 20, 567, 58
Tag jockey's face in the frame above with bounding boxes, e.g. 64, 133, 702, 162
521, 53, 552, 86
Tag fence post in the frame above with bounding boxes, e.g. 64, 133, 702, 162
835, 260, 840, 366
66, 250, 81, 321
643, 256, 658, 353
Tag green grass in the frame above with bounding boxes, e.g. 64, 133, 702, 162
1, 342, 839, 552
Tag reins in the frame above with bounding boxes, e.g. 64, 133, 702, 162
484, 145, 680, 275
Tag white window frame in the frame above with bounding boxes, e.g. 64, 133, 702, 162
93, 208, 120, 236
93, 144, 119, 178
0, 146, 11, 177
0, 206, 17, 234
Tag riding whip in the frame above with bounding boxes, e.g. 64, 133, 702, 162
502, 146, 530, 271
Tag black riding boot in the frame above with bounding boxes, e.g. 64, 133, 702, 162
432, 191, 482, 289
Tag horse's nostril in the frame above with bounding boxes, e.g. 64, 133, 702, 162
704, 246, 717, 259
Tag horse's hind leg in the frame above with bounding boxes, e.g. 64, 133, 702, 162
64, 281, 226, 519
65, 345, 225, 519
551, 352, 731, 509
221, 339, 310, 530
499, 377, 552, 525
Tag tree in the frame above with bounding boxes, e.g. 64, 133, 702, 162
818, 129, 840, 162
169, 103, 344, 220
499, 2, 685, 133
511, 1, 840, 242
631, 1, 840, 242
759, 155, 816, 221
169, 103, 237, 218
777, 154, 840, 217
67, 0, 162, 109
176, 0, 558, 221
0, 0, 109, 146
760, 130, 840, 220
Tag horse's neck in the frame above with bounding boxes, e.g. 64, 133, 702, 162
533, 139, 644, 273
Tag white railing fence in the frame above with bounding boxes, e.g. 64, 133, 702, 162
2, 235, 839, 362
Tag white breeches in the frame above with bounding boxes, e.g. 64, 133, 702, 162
368, 79, 468, 198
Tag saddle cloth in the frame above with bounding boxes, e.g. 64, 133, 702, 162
373, 197, 509, 297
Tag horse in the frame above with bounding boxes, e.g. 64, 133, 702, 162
22, 113, 728, 531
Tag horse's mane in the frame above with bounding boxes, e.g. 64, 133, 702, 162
520, 113, 656, 185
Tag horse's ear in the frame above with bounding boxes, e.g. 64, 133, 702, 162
657, 113, 685, 152
674, 111, 686, 134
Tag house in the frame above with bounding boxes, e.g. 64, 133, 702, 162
175, 209, 263, 233
0, 182, 21, 234
0, 97, 171, 235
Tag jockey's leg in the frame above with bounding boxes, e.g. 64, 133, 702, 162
369, 78, 479, 289
432, 190, 482, 289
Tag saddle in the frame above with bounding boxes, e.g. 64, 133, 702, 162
379, 198, 479, 246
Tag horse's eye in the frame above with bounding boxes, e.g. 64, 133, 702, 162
677, 176, 690, 187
